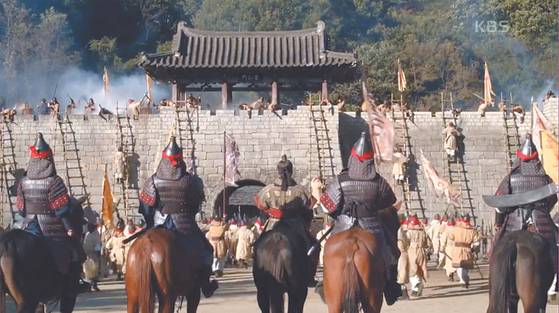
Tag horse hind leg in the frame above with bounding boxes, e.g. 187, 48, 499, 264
287, 288, 307, 313
269, 289, 284, 313
157, 294, 176, 313
186, 288, 201, 313
257, 286, 270, 313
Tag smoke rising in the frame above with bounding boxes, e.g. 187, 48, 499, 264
0, 66, 170, 113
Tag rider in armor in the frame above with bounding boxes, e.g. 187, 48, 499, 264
16, 133, 90, 293
254, 155, 318, 286
494, 133, 557, 274
319, 131, 402, 305
139, 136, 218, 297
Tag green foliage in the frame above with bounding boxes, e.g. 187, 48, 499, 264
0, 0, 556, 106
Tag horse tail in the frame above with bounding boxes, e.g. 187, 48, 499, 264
137, 254, 155, 313
488, 238, 516, 313
257, 232, 291, 283
342, 240, 360, 313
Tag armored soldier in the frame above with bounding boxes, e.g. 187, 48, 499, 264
254, 155, 317, 285
16, 133, 89, 292
139, 136, 218, 297
493, 134, 557, 274
320, 131, 402, 305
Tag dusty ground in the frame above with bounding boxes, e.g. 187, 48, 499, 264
62, 262, 556, 313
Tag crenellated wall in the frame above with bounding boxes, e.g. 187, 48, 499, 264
1, 98, 556, 226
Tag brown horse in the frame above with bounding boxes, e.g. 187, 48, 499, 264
486, 230, 554, 313
125, 228, 207, 313
0, 196, 87, 313
323, 205, 400, 313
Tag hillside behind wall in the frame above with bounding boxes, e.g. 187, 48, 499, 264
0, 98, 555, 226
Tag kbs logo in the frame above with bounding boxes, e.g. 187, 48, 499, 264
475, 21, 510, 33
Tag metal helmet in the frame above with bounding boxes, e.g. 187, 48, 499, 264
516, 133, 538, 161
350, 132, 374, 162
30, 132, 52, 159
276, 155, 293, 177
347, 131, 376, 179
162, 136, 183, 166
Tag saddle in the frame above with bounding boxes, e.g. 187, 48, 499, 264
331, 214, 383, 236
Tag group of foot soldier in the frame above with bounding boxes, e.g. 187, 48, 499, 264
14, 128, 556, 303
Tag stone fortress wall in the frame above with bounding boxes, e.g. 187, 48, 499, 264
1, 98, 556, 226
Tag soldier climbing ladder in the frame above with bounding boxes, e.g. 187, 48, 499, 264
115, 109, 140, 219
174, 103, 198, 174
55, 116, 91, 209
440, 92, 475, 223
500, 95, 521, 171
0, 121, 18, 224
389, 94, 425, 217
308, 93, 336, 182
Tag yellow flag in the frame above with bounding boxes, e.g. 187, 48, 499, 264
146, 74, 153, 102
102, 67, 110, 97
540, 130, 558, 183
483, 62, 494, 107
101, 170, 114, 228
397, 59, 407, 92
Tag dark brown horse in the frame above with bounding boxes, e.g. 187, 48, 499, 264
0, 196, 87, 313
487, 230, 554, 313
323, 205, 400, 313
253, 221, 310, 313
125, 228, 207, 313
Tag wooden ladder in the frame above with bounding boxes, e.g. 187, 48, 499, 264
440, 92, 476, 224
0, 121, 18, 224
501, 100, 521, 171
174, 104, 198, 174
308, 93, 336, 182
390, 94, 425, 217
115, 111, 140, 219
56, 117, 91, 208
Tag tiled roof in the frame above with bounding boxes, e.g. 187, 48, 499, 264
140, 21, 356, 69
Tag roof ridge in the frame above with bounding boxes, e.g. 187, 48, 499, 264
177, 20, 326, 38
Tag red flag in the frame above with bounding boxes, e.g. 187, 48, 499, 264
367, 106, 395, 162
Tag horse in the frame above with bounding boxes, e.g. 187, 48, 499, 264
322, 205, 400, 313
253, 221, 310, 313
125, 228, 209, 313
486, 230, 554, 313
0, 196, 88, 313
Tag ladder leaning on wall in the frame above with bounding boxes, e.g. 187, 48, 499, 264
500, 95, 521, 171
308, 93, 336, 183
440, 92, 476, 224
115, 110, 140, 219
0, 120, 18, 225
390, 94, 425, 217
55, 116, 91, 209
174, 102, 198, 175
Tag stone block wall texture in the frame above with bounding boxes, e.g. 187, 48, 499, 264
1, 98, 556, 226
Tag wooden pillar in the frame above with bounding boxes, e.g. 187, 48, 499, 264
171, 83, 179, 103
321, 80, 328, 103
271, 81, 279, 105
221, 81, 232, 109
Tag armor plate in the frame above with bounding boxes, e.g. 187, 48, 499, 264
338, 172, 396, 218
154, 175, 203, 214
19, 176, 69, 214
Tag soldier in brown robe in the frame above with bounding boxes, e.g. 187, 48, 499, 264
206, 217, 228, 277
406, 216, 429, 297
